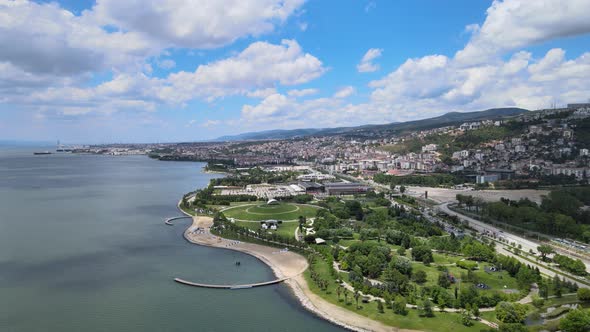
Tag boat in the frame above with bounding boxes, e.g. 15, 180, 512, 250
33, 151, 52, 155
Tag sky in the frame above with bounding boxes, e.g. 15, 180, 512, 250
1, 0, 590, 144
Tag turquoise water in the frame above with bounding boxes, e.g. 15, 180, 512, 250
0, 146, 343, 332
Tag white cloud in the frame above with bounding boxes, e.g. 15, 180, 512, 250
237, 48, 590, 130
157, 59, 176, 70
456, 0, 590, 65
357, 48, 383, 73
159, 39, 325, 102
287, 88, 319, 97
201, 119, 220, 128
247, 88, 278, 98
0, 0, 155, 76
5, 39, 325, 116
333, 86, 355, 98
90, 0, 305, 49
242, 93, 293, 119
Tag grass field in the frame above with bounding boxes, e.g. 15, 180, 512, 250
235, 220, 298, 238
222, 202, 321, 221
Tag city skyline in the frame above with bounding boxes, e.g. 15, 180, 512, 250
1, 0, 590, 143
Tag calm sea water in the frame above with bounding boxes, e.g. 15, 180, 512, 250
0, 146, 343, 332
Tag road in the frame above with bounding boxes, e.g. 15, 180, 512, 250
437, 202, 590, 273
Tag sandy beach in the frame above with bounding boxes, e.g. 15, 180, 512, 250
183, 215, 415, 332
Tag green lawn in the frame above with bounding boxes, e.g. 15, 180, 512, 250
410, 260, 521, 298
222, 203, 321, 221
235, 220, 298, 238
305, 257, 489, 332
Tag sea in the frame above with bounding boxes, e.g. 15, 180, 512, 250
0, 145, 343, 332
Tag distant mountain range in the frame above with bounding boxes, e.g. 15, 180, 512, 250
215, 107, 529, 141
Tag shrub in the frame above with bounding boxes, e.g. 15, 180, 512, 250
577, 287, 590, 302
456, 260, 478, 270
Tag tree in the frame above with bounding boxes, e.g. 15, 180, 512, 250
354, 290, 360, 309
553, 274, 563, 298
399, 185, 406, 194
298, 215, 306, 233
472, 303, 480, 319
461, 309, 472, 326
377, 300, 384, 313
412, 270, 427, 284
391, 256, 412, 276
397, 246, 406, 256
343, 288, 349, 304
495, 302, 527, 324
437, 294, 447, 312
438, 272, 451, 288
336, 285, 342, 301
531, 296, 545, 308
577, 287, 590, 302
539, 280, 549, 300
412, 245, 434, 264
392, 296, 407, 315
420, 299, 434, 317
537, 244, 554, 261
559, 309, 590, 332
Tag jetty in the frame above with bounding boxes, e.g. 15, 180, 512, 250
173, 277, 288, 289
164, 216, 191, 225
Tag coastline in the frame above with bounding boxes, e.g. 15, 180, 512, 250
177, 206, 414, 332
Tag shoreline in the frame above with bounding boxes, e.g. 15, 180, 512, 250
177, 207, 406, 331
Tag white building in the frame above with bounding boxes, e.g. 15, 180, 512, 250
421, 144, 438, 152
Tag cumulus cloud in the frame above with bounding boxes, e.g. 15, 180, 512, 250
456, 0, 590, 65
0, 0, 155, 76
201, 119, 221, 128
247, 88, 278, 98
5, 39, 325, 116
89, 0, 305, 49
287, 88, 319, 97
232, 0, 590, 131
159, 39, 325, 102
237, 48, 590, 130
357, 48, 383, 72
333, 86, 355, 98
157, 59, 176, 70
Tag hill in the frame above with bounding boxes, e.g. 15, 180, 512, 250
215, 107, 528, 141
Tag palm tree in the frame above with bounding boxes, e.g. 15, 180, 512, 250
354, 290, 360, 309
344, 288, 349, 304
336, 286, 342, 301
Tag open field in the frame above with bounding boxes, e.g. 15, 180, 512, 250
222, 202, 321, 221
406, 186, 550, 204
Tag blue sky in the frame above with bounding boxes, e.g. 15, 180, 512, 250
1, 0, 590, 143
